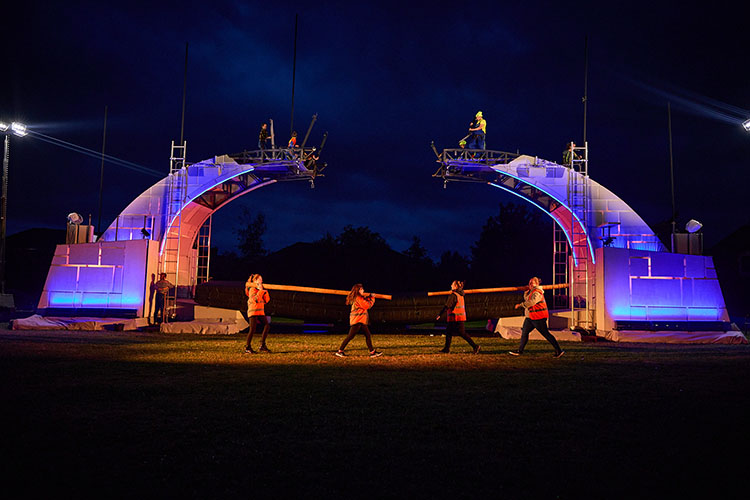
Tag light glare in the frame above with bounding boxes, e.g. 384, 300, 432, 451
743, 118, 750, 132
11, 122, 27, 137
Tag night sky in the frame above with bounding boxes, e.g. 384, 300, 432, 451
3, 1, 748, 260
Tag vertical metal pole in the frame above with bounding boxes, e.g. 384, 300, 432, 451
180, 42, 189, 146
97, 105, 108, 234
582, 35, 589, 144
668, 102, 676, 252
290, 14, 298, 137
0, 135, 9, 294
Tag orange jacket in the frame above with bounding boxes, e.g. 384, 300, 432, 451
525, 288, 548, 320
446, 291, 466, 322
246, 287, 270, 317
349, 295, 375, 325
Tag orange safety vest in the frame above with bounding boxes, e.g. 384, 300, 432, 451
527, 289, 548, 320
447, 292, 466, 322
247, 288, 270, 317
350, 295, 374, 325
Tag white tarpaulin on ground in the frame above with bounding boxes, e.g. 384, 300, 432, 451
495, 325, 582, 342
599, 329, 747, 344
11, 315, 142, 331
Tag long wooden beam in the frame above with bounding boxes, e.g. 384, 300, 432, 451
427, 283, 569, 296
259, 283, 392, 300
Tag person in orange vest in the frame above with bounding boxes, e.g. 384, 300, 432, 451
509, 277, 564, 357
335, 284, 383, 357
244, 274, 271, 354
435, 280, 480, 354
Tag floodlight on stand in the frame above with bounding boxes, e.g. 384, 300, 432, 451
743, 118, 750, 132
67, 212, 83, 225
10, 122, 27, 137
685, 219, 703, 233
0, 122, 8, 132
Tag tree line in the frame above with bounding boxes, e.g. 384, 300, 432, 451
210, 203, 552, 293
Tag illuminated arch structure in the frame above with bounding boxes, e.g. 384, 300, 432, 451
38, 148, 321, 319
434, 148, 737, 339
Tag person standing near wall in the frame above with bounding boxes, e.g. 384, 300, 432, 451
335, 284, 383, 358
509, 277, 564, 357
153, 273, 174, 325
244, 274, 271, 354
435, 280, 480, 354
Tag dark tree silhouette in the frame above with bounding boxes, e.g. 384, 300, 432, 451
470, 203, 552, 287
235, 208, 267, 262
436, 250, 471, 285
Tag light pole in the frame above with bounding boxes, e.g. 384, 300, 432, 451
0, 120, 27, 303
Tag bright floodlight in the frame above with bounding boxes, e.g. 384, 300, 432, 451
0, 122, 8, 132
685, 219, 703, 233
743, 118, 750, 132
10, 122, 27, 137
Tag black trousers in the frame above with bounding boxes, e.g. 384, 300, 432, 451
339, 323, 374, 352
443, 321, 477, 350
246, 315, 270, 349
518, 317, 562, 354
153, 293, 166, 324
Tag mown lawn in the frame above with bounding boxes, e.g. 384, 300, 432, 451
1, 330, 748, 498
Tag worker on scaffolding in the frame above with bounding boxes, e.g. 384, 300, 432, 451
467, 111, 486, 150
562, 141, 581, 167
258, 123, 270, 157
153, 272, 174, 325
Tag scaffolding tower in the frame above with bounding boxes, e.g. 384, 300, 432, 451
159, 140, 187, 322
553, 142, 595, 329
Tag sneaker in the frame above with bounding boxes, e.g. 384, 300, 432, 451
554, 350, 565, 358
473, 345, 481, 354
334, 350, 346, 357
439, 348, 450, 353
244, 348, 257, 354
369, 350, 383, 358
508, 351, 522, 356
260, 345, 271, 353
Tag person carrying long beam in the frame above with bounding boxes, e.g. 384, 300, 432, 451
435, 280, 481, 354
244, 274, 272, 354
509, 277, 565, 358
335, 284, 383, 358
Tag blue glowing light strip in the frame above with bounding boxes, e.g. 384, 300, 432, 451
488, 167, 596, 264
488, 181, 578, 267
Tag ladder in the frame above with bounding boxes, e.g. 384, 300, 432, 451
159, 140, 187, 322
568, 142, 595, 329
552, 223, 569, 310
196, 215, 212, 285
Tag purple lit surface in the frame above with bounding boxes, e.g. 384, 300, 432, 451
598, 247, 729, 326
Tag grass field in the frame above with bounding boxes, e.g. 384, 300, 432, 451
1, 329, 749, 498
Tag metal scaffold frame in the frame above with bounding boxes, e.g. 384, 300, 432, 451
562, 142, 595, 329
196, 215, 212, 285
159, 140, 187, 322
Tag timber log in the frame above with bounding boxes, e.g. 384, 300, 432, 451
195, 281, 525, 324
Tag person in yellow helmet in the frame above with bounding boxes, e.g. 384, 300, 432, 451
468, 111, 486, 150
